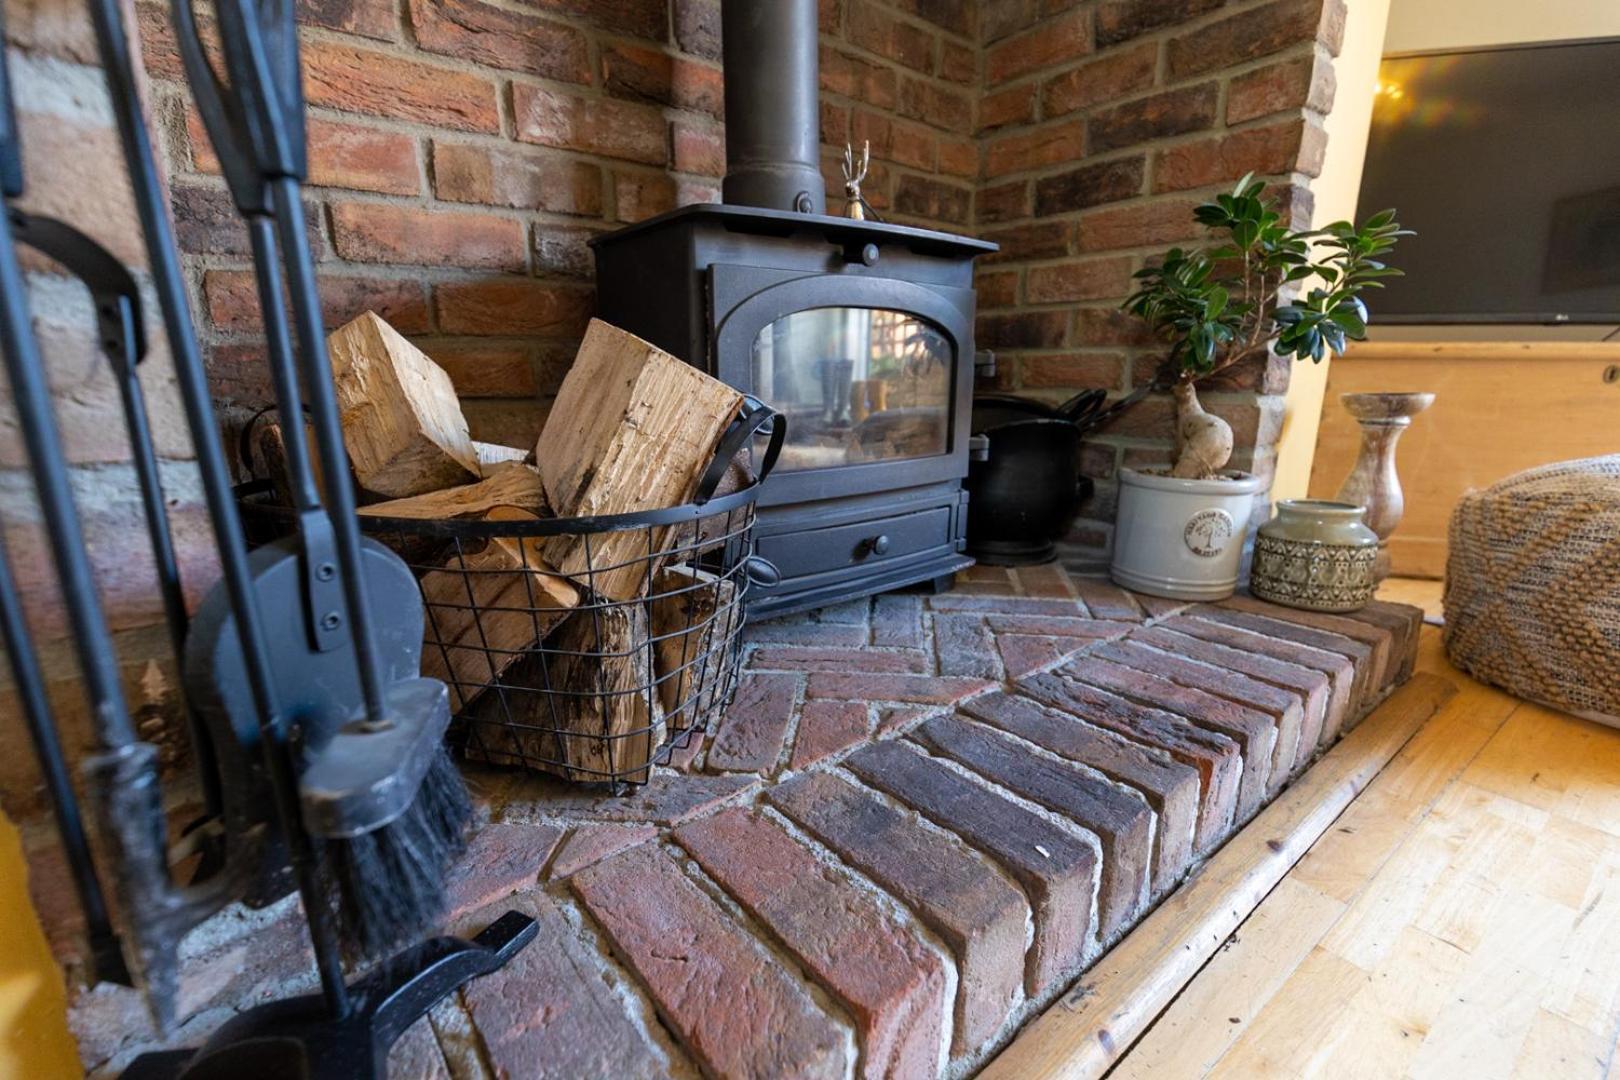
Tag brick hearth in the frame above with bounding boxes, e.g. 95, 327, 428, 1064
73, 566, 1422, 1077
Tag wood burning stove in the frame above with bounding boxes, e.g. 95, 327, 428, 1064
590, 0, 994, 616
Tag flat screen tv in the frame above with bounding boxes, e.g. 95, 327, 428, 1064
1357, 39, 1620, 324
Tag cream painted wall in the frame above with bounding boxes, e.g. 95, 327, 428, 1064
1385, 0, 1620, 53
1271, 0, 1393, 502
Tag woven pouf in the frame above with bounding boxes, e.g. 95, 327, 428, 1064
1444, 455, 1620, 727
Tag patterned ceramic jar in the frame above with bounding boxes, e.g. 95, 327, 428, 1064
1250, 499, 1379, 612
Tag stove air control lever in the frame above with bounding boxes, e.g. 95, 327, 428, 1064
861, 534, 892, 557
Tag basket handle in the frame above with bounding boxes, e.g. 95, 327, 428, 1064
694, 396, 785, 505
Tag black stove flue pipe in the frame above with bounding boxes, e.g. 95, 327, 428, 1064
721, 0, 825, 214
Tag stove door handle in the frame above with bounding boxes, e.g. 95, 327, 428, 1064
745, 556, 781, 588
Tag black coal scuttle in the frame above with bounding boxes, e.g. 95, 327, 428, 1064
591, 0, 995, 617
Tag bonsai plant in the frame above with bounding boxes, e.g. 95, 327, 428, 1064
1107, 175, 1410, 600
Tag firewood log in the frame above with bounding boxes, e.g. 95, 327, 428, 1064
461, 600, 666, 784
327, 311, 480, 497
646, 566, 739, 725
535, 319, 744, 601
417, 507, 579, 711
474, 440, 532, 474
358, 462, 548, 520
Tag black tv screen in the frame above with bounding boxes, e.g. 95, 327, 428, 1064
1357, 39, 1620, 323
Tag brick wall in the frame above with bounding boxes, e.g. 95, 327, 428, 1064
971, 0, 1344, 567
130, 0, 981, 451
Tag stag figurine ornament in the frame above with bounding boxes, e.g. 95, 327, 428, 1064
842, 141, 871, 221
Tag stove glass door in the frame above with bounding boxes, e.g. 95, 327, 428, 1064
751, 308, 951, 473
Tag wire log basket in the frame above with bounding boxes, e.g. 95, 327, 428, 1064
240, 400, 783, 791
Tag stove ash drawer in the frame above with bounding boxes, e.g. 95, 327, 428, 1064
757, 506, 955, 582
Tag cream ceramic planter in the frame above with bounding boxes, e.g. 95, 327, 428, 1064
1110, 467, 1265, 601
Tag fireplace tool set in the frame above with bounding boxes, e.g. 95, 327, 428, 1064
0, 0, 540, 1073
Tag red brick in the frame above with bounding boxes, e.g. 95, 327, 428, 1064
788, 700, 870, 770
915, 714, 1151, 938
820, 45, 899, 109
409, 0, 587, 80
898, 76, 972, 134
430, 344, 537, 398
1088, 83, 1218, 154
976, 311, 1068, 350
613, 169, 678, 222
985, 118, 1086, 178
303, 40, 498, 132
707, 672, 799, 773
1154, 119, 1324, 193
962, 690, 1198, 895
533, 0, 665, 37
806, 672, 992, 705
1076, 307, 1157, 347
545, 823, 658, 880
743, 620, 868, 647
848, 0, 935, 69
1162, 614, 1355, 744
192, 113, 421, 196
330, 202, 525, 271
1012, 563, 1075, 599
1130, 625, 1330, 763
1026, 257, 1134, 304
461, 893, 669, 1078
975, 268, 1019, 308
1070, 577, 1146, 621
1033, 155, 1146, 216
749, 647, 927, 674
1341, 601, 1423, 682
977, 180, 1029, 225
845, 740, 1096, 993
1019, 671, 1242, 850
1193, 605, 1376, 715
853, 110, 937, 171
986, 9, 1093, 85
931, 594, 1084, 616
979, 83, 1036, 133
298, 0, 397, 38
1167, 0, 1342, 80
385, 1019, 447, 1080
500, 772, 756, 826
984, 613, 1135, 640
993, 634, 1084, 679
513, 84, 667, 165
894, 174, 972, 225
431, 142, 602, 215
1042, 41, 1158, 117
1062, 655, 1276, 822
1075, 197, 1204, 252
934, 613, 1001, 679
444, 822, 563, 921
573, 845, 845, 1078
768, 770, 1028, 1055
673, 0, 721, 59
937, 136, 977, 179
602, 42, 725, 116
1219, 595, 1393, 692
203, 270, 430, 336
432, 279, 593, 337
677, 809, 948, 1078
1096, 0, 1223, 45
671, 119, 725, 176
1228, 55, 1335, 124
871, 594, 926, 649
980, 221, 1071, 264
938, 35, 975, 81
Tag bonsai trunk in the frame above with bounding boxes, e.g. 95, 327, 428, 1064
1169, 380, 1233, 480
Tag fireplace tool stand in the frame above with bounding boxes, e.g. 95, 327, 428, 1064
0, 0, 535, 1073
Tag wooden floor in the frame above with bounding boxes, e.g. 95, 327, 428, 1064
1108, 582, 1620, 1079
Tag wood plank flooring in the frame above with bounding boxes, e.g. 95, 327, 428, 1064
1107, 619, 1620, 1079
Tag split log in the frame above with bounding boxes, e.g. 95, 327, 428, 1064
417, 508, 579, 711
535, 319, 744, 600
246, 418, 329, 507
327, 311, 480, 497
647, 566, 739, 725
474, 440, 531, 474
359, 462, 548, 520
462, 601, 666, 784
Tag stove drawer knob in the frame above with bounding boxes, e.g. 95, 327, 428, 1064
867, 534, 892, 556
859, 243, 880, 266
